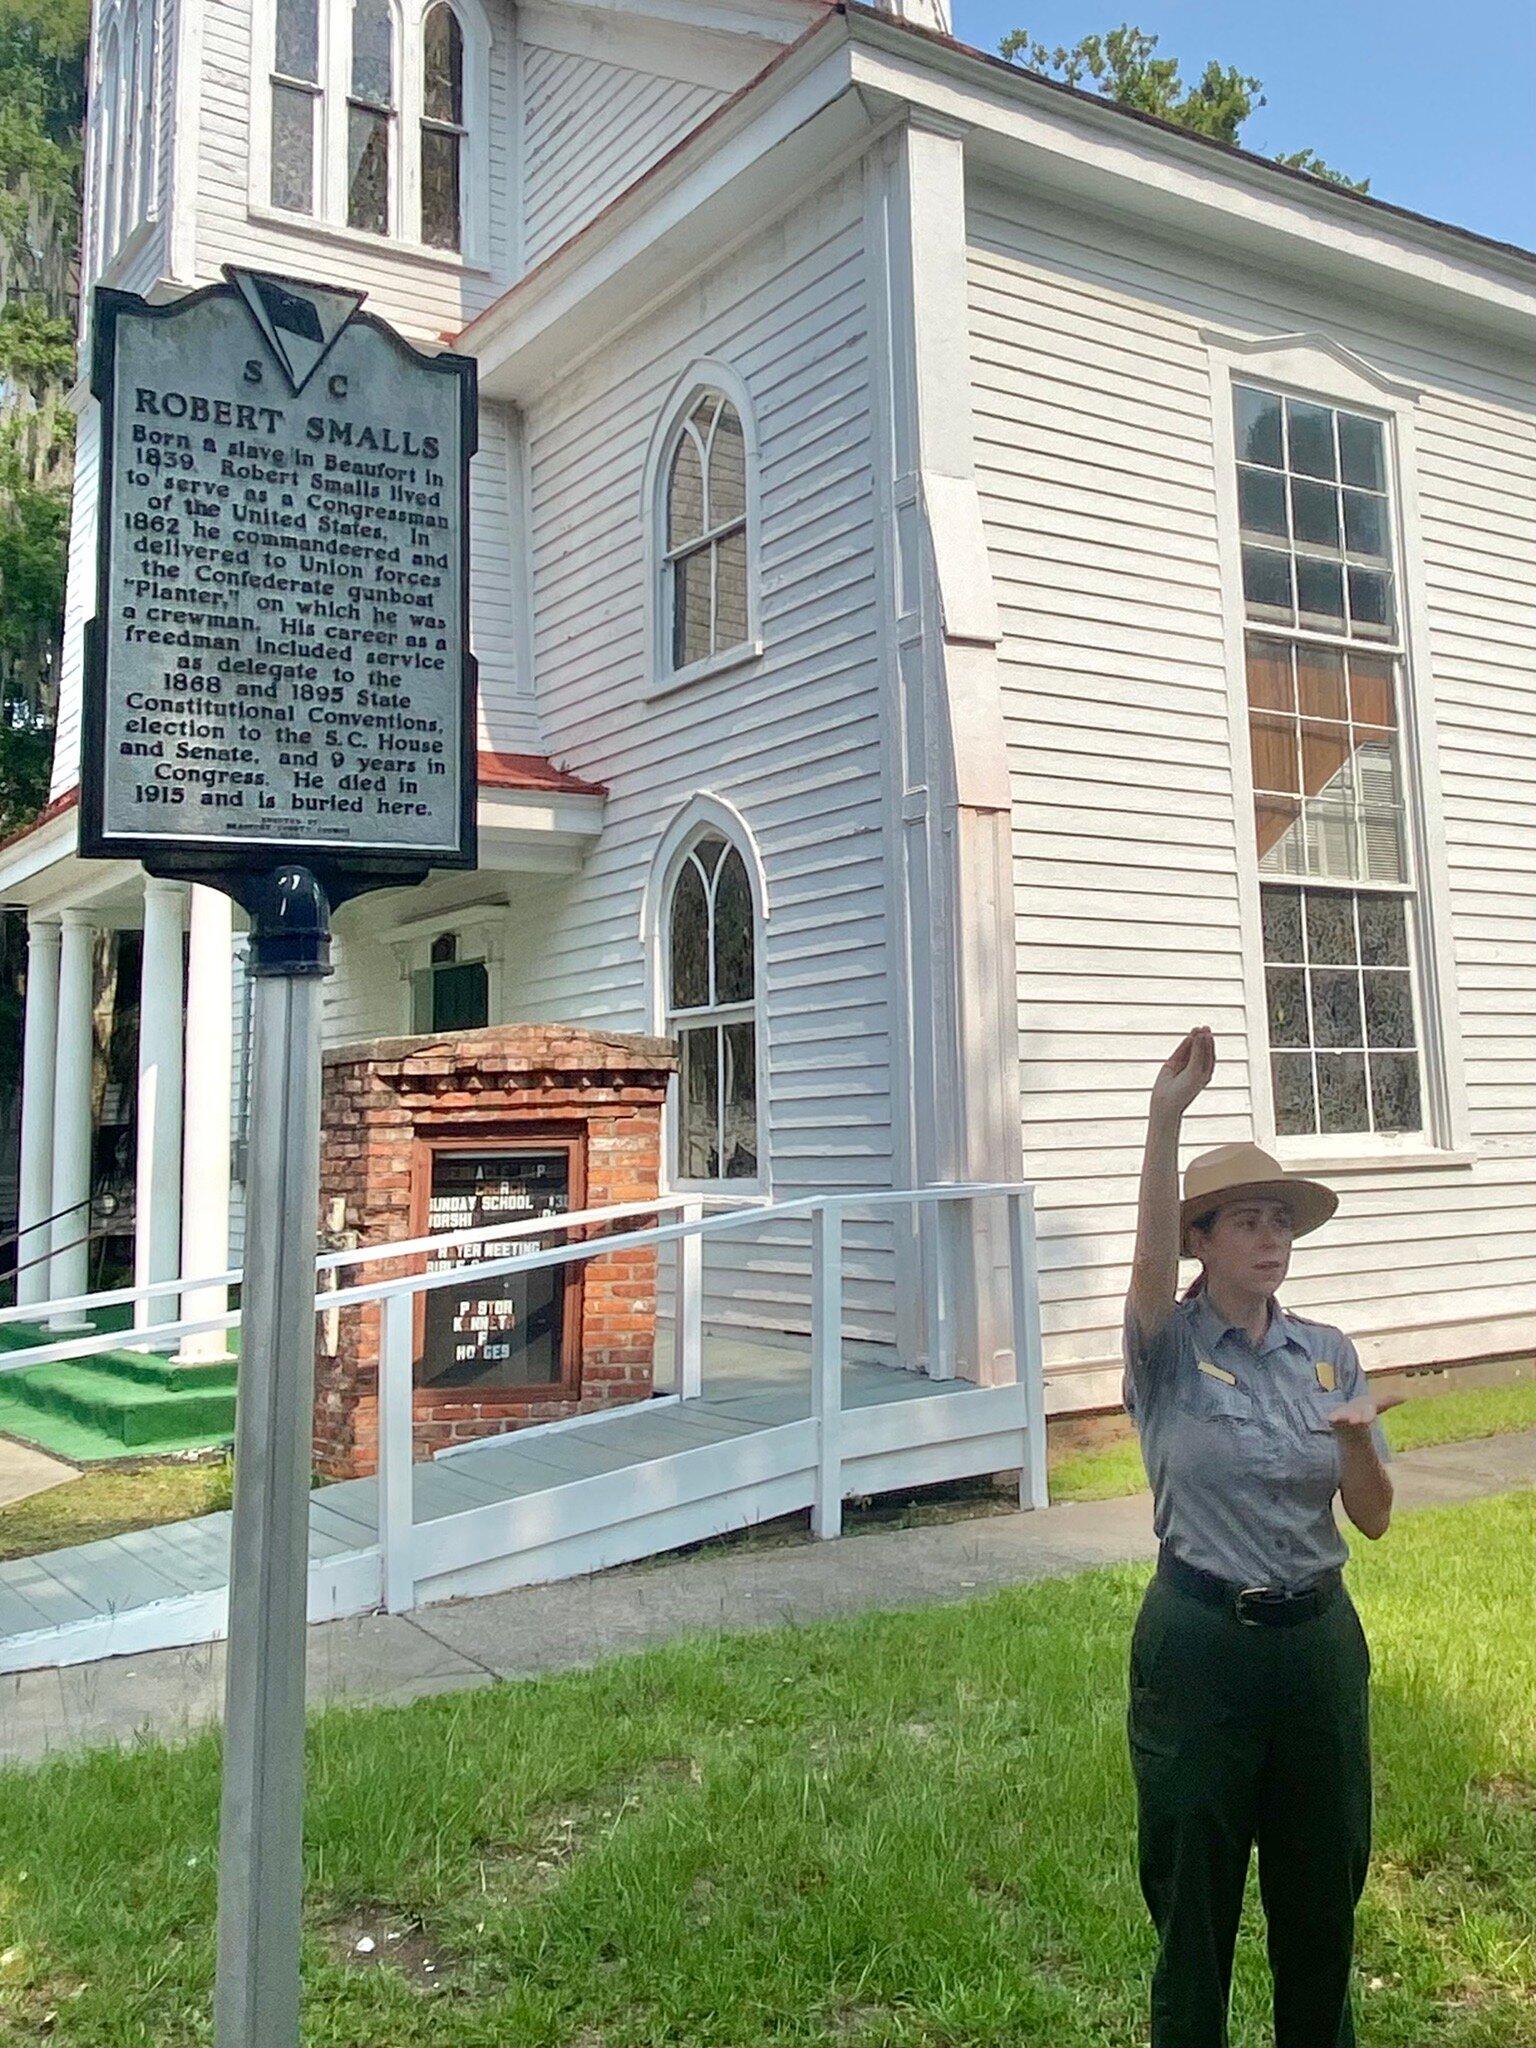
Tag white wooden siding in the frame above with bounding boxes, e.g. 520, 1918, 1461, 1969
506, 168, 897, 1347
967, 179, 1536, 1399
520, 42, 723, 267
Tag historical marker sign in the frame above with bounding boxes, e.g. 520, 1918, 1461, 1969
82, 267, 477, 891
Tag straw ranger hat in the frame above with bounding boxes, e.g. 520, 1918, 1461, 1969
1179, 1142, 1338, 1255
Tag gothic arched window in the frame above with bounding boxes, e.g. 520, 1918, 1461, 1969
420, 2, 466, 249
662, 391, 751, 677
270, 0, 321, 214
666, 833, 759, 1181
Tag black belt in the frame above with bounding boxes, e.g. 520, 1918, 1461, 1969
1157, 1545, 1342, 1628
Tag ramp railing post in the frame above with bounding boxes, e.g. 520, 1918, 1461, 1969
678, 1197, 704, 1400
810, 1200, 843, 1539
1008, 1188, 1048, 1510
378, 1289, 416, 1613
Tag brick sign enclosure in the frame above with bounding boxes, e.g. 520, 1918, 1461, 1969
315, 1025, 677, 1477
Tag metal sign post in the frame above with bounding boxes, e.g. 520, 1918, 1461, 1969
78, 268, 478, 2047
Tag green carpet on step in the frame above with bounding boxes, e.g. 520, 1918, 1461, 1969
0, 1312, 239, 1463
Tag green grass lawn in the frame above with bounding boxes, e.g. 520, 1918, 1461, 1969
1049, 1375, 1536, 1503
0, 1491, 1530, 2045
0, 1459, 233, 1564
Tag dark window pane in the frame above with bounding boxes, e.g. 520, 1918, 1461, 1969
1342, 489, 1387, 560
1349, 652, 1396, 731
671, 547, 711, 670
1358, 893, 1407, 967
714, 526, 748, 650
423, 2, 464, 122
270, 86, 314, 211
351, 0, 393, 102
1290, 476, 1340, 550
1296, 645, 1348, 722
1305, 890, 1357, 965
713, 847, 754, 1003
667, 432, 704, 551
1235, 385, 1283, 468
1296, 554, 1345, 629
1317, 1051, 1368, 1133
679, 1028, 720, 1180
1338, 412, 1385, 491
1287, 398, 1337, 480
722, 1022, 757, 1178
276, 0, 319, 80
669, 860, 709, 1008
708, 403, 746, 525
1362, 969, 1414, 1049
432, 960, 487, 1032
1272, 1052, 1316, 1136
1369, 1051, 1421, 1133
1311, 967, 1363, 1048
421, 126, 461, 249
1249, 713, 1299, 794
430, 931, 456, 965
1238, 466, 1287, 537
1261, 886, 1304, 963
1266, 966, 1309, 1046
1246, 637, 1294, 712
347, 107, 390, 232
1348, 567, 1394, 638
693, 833, 727, 880
1242, 545, 1292, 620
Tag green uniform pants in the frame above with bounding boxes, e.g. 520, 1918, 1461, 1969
1127, 1572, 1373, 2048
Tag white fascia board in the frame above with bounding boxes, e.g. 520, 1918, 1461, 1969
475, 787, 605, 849
532, 0, 826, 49
464, 29, 865, 399
845, 22, 1536, 350
518, 1, 786, 89
0, 808, 84, 906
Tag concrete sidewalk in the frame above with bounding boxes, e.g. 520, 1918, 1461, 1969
3, 1429, 1531, 1769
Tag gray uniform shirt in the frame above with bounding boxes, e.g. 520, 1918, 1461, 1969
1122, 1290, 1393, 1591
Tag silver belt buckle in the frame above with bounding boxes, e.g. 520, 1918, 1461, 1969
1235, 1584, 1278, 1626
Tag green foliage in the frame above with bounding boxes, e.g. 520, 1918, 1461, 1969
1001, 22, 1370, 193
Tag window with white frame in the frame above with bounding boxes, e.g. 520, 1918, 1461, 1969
662, 392, 751, 676
271, 0, 322, 214
346, 0, 395, 235
420, 2, 466, 250
411, 931, 489, 1033
87, 0, 160, 278
262, 0, 483, 253
666, 833, 759, 1181
1233, 380, 1423, 1140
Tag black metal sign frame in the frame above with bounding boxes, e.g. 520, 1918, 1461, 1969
80, 267, 478, 908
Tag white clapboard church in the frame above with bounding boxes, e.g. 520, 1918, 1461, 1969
5, 0, 1535, 1427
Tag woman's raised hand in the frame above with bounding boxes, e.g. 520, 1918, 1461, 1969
1150, 1026, 1216, 1121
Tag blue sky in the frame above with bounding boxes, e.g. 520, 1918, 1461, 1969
952, 0, 1536, 251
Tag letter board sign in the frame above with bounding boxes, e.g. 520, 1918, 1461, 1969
80, 267, 477, 891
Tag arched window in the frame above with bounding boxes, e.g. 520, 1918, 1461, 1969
98, 23, 121, 264
420, 2, 465, 250
666, 833, 759, 1181
347, 0, 395, 235
271, 0, 321, 214
663, 392, 750, 676
118, 4, 141, 245
134, 0, 158, 229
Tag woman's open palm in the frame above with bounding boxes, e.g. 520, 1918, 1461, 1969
1152, 1027, 1216, 1117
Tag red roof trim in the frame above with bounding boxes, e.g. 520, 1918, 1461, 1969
0, 785, 78, 858
477, 750, 607, 797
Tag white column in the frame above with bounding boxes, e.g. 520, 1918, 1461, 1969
15, 916, 61, 1309
175, 885, 234, 1364
134, 878, 187, 1331
48, 909, 98, 1326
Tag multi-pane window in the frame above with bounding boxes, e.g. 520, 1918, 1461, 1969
1234, 381, 1422, 1139
667, 834, 758, 1180
347, 0, 395, 235
271, 0, 321, 214
420, 3, 465, 250
664, 393, 749, 674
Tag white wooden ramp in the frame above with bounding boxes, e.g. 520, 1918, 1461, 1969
0, 1359, 1033, 1675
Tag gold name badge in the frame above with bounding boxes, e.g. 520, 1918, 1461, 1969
1197, 1359, 1238, 1387
1315, 1360, 1337, 1393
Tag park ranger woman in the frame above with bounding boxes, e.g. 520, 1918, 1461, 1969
1123, 1025, 1401, 2048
